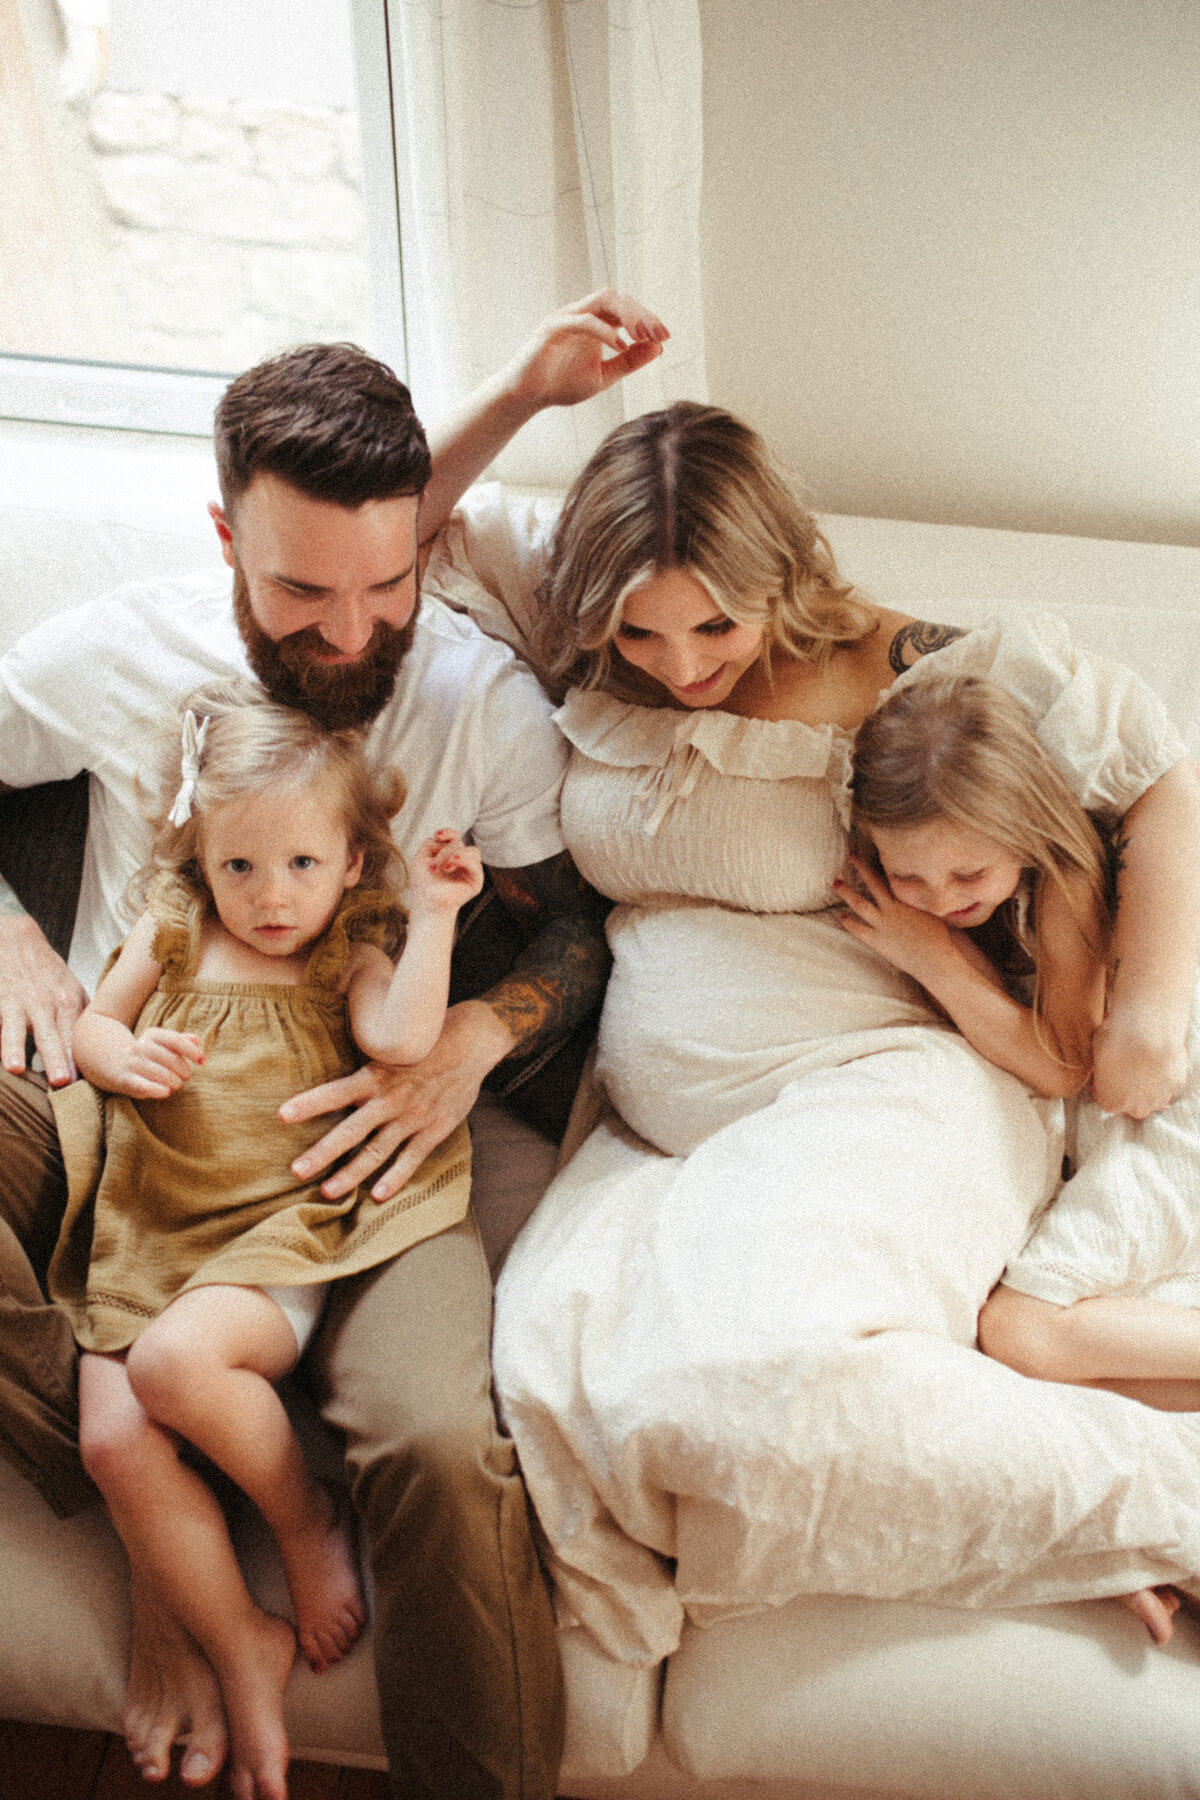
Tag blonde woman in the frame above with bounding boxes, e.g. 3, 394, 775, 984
48, 682, 482, 1800
843, 672, 1200, 1643
486, 401, 1200, 1670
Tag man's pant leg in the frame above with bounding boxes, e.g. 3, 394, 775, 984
0, 1069, 95, 1516
310, 1210, 564, 1800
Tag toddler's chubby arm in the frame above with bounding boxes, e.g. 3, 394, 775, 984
1092, 758, 1200, 1118
347, 832, 484, 1067
836, 858, 1106, 1098
73, 911, 204, 1099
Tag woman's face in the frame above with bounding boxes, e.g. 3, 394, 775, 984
869, 817, 1025, 928
613, 568, 765, 707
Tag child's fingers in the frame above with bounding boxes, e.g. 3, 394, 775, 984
142, 1027, 205, 1062
846, 856, 891, 904
831, 878, 876, 920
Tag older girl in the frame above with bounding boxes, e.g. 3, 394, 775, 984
841, 671, 1200, 1641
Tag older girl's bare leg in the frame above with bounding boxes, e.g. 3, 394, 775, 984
78, 1351, 295, 1800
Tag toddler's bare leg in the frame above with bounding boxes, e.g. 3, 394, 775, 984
78, 1351, 295, 1800
125, 1284, 365, 1672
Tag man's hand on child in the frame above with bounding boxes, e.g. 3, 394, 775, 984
834, 858, 955, 981
408, 831, 484, 913
113, 1028, 205, 1099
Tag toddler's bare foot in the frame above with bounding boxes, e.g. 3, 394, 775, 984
1119, 1585, 1181, 1645
124, 1574, 228, 1786
217, 1609, 296, 1800
279, 1481, 366, 1671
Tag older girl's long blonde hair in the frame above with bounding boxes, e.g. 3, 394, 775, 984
135, 679, 408, 952
851, 673, 1113, 1037
533, 402, 874, 704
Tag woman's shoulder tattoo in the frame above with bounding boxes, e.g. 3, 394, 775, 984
887, 620, 968, 674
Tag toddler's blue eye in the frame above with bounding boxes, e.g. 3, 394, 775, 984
226, 858, 252, 874
292, 855, 317, 870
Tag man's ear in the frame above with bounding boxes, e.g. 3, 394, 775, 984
208, 501, 236, 569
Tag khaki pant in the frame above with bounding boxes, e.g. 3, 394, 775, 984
0, 1070, 564, 1800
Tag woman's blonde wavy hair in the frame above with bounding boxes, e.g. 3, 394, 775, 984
533, 402, 874, 704
850, 673, 1113, 1046
133, 678, 407, 953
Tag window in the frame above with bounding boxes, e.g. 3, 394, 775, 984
0, 0, 404, 435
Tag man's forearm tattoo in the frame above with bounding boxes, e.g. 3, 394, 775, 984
888, 620, 968, 674
484, 852, 611, 1058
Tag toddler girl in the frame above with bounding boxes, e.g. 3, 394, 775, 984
837, 671, 1200, 1648
48, 680, 482, 1800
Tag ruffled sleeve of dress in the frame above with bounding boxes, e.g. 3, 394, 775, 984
303, 887, 405, 990
555, 688, 856, 833
145, 872, 205, 978
890, 614, 1190, 817
423, 480, 561, 677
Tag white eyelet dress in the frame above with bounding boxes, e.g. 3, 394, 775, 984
492, 616, 1200, 1669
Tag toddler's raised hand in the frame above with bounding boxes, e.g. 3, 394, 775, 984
408, 831, 484, 915
115, 1027, 205, 1099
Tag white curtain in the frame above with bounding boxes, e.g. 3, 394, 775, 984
386, 0, 706, 487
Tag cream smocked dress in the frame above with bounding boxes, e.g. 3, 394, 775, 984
490, 615, 1200, 1670
49, 876, 472, 1355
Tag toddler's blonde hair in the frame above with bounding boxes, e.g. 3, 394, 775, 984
851, 673, 1112, 1038
135, 679, 407, 952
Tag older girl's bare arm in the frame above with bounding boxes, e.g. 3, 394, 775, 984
1094, 758, 1200, 1116
73, 911, 203, 1098
837, 861, 1105, 1097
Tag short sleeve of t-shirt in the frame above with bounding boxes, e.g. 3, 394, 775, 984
893, 614, 1190, 818
0, 596, 121, 786
370, 599, 567, 870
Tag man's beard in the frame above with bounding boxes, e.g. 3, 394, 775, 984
232, 567, 416, 731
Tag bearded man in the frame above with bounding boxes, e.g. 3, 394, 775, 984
0, 291, 667, 1800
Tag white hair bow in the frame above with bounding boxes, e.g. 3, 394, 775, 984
167, 711, 210, 827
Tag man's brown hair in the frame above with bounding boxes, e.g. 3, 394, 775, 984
213, 341, 432, 514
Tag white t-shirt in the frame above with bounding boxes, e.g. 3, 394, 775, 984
0, 570, 567, 992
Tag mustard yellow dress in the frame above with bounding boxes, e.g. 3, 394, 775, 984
48, 875, 472, 1354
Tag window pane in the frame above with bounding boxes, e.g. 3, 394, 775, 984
2, 0, 372, 375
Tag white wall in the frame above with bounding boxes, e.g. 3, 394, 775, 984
699, 0, 1200, 547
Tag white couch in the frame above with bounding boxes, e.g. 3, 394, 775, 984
3, 419, 1200, 1799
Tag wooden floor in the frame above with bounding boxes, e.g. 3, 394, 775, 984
0, 1720, 390, 1799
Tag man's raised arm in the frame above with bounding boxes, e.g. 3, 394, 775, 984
417, 290, 668, 547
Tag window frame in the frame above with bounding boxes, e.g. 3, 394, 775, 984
0, 0, 406, 439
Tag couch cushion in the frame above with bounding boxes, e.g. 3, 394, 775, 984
662, 1593, 1200, 1800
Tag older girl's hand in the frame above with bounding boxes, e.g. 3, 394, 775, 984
834, 858, 956, 982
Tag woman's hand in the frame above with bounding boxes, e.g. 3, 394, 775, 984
105, 1027, 204, 1100
1091, 1004, 1189, 1118
834, 858, 957, 983
282, 1000, 515, 1201
406, 831, 485, 916
504, 290, 669, 410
